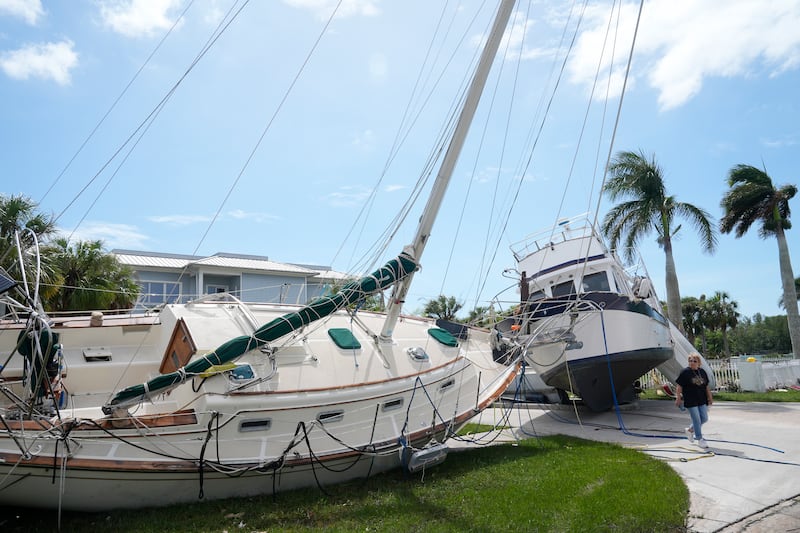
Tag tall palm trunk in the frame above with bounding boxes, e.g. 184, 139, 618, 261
776, 226, 800, 358
721, 326, 730, 357
663, 236, 684, 333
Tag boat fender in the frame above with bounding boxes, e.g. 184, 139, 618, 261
402, 442, 449, 473
633, 277, 652, 299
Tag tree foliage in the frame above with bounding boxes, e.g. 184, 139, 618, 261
42, 237, 140, 312
601, 150, 717, 331
0, 194, 140, 313
0, 194, 59, 299
681, 293, 791, 357
720, 164, 799, 358
422, 295, 462, 321
727, 314, 792, 356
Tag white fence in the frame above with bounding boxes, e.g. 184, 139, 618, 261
642, 356, 800, 393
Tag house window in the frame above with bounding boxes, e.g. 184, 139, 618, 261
140, 281, 181, 306
206, 284, 229, 295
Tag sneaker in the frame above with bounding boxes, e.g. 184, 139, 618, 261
697, 438, 709, 449
685, 427, 694, 443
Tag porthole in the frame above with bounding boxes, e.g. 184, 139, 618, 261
317, 410, 344, 424
382, 398, 404, 412
439, 379, 455, 392
239, 418, 271, 432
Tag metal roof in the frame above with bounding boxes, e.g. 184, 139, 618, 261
112, 250, 348, 278
311, 269, 353, 281
191, 254, 315, 275
113, 252, 194, 269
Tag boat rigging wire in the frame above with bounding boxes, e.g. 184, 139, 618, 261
37, 0, 198, 205
476, 0, 591, 309
330, 1, 467, 272
55, 0, 251, 231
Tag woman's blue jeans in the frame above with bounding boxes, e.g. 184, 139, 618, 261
687, 404, 709, 439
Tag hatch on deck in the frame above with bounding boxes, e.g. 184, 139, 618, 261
159, 318, 197, 374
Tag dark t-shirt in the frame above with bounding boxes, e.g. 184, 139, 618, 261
676, 367, 710, 407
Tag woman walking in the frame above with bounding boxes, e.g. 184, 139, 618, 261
675, 353, 714, 448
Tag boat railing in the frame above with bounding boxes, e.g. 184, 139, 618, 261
187, 292, 260, 333
504, 295, 605, 344
509, 213, 600, 261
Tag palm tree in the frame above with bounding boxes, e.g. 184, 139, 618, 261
707, 291, 739, 357
0, 194, 58, 292
681, 296, 704, 345
422, 295, 463, 322
466, 305, 492, 327
601, 150, 718, 331
778, 276, 800, 310
720, 164, 799, 359
43, 237, 139, 312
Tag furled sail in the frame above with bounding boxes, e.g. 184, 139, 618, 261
103, 253, 418, 412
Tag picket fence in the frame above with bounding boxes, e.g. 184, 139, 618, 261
641, 355, 800, 393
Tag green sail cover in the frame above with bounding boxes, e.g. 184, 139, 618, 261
103, 253, 418, 412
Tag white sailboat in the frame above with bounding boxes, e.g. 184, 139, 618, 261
0, 1, 520, 511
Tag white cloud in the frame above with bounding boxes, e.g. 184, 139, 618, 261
326, 186, 371, 207
0, 40, 77, 84
66, 222, 150, 249
147, 214, 211, 225
471, 10, 540, 62
384, 184, 406, 193
760, 136, 798, 149
282, 0, 379, 20
99, 0, 183, 38
227, 209, 279, 223
0, 0, 44, 25
567, 0, 800, 111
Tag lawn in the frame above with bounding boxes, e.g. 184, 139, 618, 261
0, 435, 688, 533
640, 387, 800, 402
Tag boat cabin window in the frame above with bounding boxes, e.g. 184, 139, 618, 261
317, 410, 345, 424
581, 272, 610, 292
552, 280, 576, 298
527, 289, 545, 302
239, 418, 271, 432
382, 398, 404, 412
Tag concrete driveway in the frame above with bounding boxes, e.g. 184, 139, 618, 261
457, 400, 800, 532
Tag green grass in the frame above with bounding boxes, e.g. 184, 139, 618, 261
0, 435, 688, 533
457, 422, 510, 435
641, 388, 800, 402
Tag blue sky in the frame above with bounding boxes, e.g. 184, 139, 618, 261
1, 0, 798, 319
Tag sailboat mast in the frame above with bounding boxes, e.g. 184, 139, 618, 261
380, 0, 516, 340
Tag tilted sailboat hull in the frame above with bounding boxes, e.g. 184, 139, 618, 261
0, 0, 522, 514
0, 355, 517, 511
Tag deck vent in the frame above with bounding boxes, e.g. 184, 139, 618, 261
407, 346, 429, 362
83, 348, 112, 362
